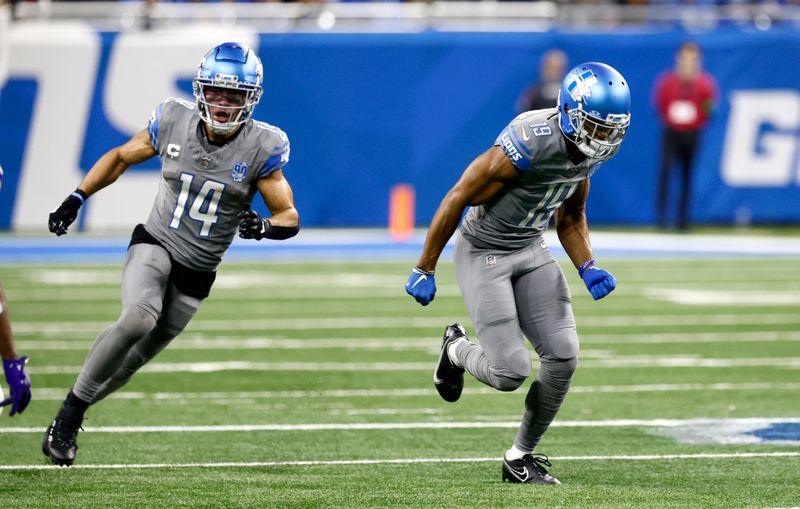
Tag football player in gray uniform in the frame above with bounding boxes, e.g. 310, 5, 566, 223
406, 62, 630, 484
43, 42, 299, 466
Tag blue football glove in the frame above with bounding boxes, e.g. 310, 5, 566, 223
580, 262, 617, 300
406, 267, 436, 306
1, 356, 32, 416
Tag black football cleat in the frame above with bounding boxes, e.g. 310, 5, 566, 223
502, 453, 561, 485
41, 423, 53, 458
433, 323, 467, 402
43, 411, 83, 467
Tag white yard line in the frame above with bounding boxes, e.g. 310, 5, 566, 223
16, 330, 800, 351
578, 357, 800, 368
582, 331, 800, 344
8, 289, 798, 308
5, 289, 459, 302
2, 417, 799, 434
26, 361, 432, 374
647, 288, 800, 305
24, 356, 800, 375
575, 314, 800, 327
10, 313, 800, 335
0, 451, 797, 471
28, 382, 800, 401
16, 266, 800, 286
18, 337, 440, 351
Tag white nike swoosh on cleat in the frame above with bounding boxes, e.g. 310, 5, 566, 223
507, 464, 530, 482
433, 351, 446, 384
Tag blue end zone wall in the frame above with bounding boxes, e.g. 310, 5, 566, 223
1, 28, 799, 229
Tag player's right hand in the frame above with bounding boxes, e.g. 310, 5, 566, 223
48, 192, 85, 236
406, 267, 436, 306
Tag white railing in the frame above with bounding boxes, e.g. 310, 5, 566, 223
10, 1, 800, 32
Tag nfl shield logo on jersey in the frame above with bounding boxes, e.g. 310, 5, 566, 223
232, 161, 248, 182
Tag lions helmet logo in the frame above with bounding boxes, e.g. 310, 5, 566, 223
566, 69, 599, 103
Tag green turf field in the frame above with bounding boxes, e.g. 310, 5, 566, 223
0, 257, 798, 508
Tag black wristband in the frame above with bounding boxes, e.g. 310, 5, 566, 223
70, 189, 88, 205
264, 221, 299, 240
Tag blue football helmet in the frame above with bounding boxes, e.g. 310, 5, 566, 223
192, 42, 263, 135
557, 62, 631, 160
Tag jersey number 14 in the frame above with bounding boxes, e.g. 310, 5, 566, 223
170, 172, 226, 237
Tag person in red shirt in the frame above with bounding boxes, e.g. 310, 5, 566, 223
653, 42, 718, 230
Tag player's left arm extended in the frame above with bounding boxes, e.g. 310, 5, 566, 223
78, 129, 158, 198
555, 179, 617, 300
238, 170, 299, 241
48, 129, 157, 236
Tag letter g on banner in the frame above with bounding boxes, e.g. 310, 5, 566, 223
722, 91, 800, 187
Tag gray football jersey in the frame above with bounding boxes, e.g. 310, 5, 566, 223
144, 98, 290, 271
460, 109, 608, 250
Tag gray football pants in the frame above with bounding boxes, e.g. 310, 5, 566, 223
452, 232, 579, 452
72, 244, 203, 404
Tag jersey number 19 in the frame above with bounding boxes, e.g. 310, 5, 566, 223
518, 182, 578, 228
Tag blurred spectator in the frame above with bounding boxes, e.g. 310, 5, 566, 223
653, 42, 718, 231
515, 49, 567, 114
